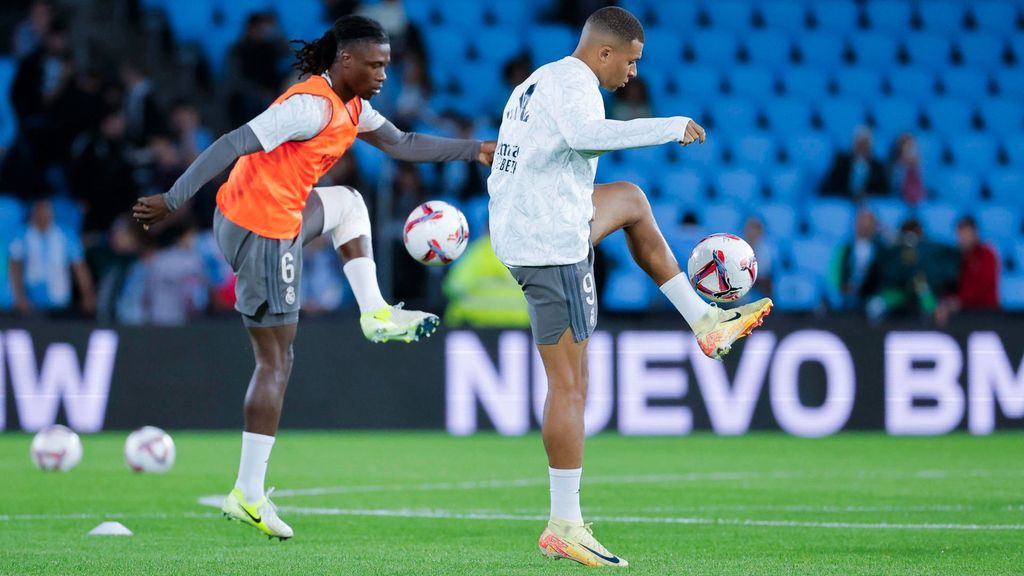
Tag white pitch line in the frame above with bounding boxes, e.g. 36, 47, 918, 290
0, 511, 221, 522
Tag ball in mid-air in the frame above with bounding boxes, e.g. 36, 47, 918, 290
403, 200, 469, 266
687, 233, 758, 303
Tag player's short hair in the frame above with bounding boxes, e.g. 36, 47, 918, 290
585, 6, 645, 44
292, 15, 390, 77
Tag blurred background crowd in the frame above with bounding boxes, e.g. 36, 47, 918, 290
0, 0, 1020, 327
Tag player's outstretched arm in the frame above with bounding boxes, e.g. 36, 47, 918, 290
133, 125, 262, 227
358, 119, 496, 166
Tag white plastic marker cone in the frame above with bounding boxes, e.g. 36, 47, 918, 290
88, 521, 133, 536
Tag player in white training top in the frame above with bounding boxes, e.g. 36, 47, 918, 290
488, 7, 773, 567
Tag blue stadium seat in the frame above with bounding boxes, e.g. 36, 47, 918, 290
764, 97, 813, 131
0, 57, 17, 148
689, 31, 739, 67
957, 33, 1005, 71
163, 0, 216, 42
759, 203, 799, 238
767, 168, 805, 202
904, 33, 953, 71
423, 26, 471, 71
402, 0, 436, 26
918, 201, 959, 243
0, 195, 26, 228
526, 25, 576, 66
916, 0, 966, 35
275, 0, 325, 43
834, 67, 883, 103
977, 205, 1020, 245
987, 169, 1024, 207
782, 133, 835, 181
970, 1, 1020, 38
598, 163, 653, 195
940, 68, 990, 102
659, 169, 707, 205
462, 195, 490, 237
473, 28, 524, 67
924, 97, 973, 137
809, 0, 860, 34
931, 170, 982, 204
643, 29, 685, 66
655, 1, 699, 29
435, 0, 487, 29
1001, 274, 1024, 310
703, 0, 754, 29
603, 268, 655, 312
797, 32, 846, 68
676, 136, 722, 169
1005, 134, 1024, 168
714, 169, 761, 203
852, 32, 900, 68
598, 228, 632, 265
757, 0, 808, 34
787, 237, 835, 278
51, 197, 83, 232
948, 134, 999, 173
744, 31, 792, 70
914, 133, 947, 175
773, 273, 822, 311
727, 66, 774, 99
1012, 36, 1024, 69
709, 97, 757, 137
651, 202, 681, 229
675, 65, 722, 103
871, 97, 919, 138
817, 98, 867, 145
978, 98, 1024, 138
618, 0, 655, 23
865, 0, 912, 33
1014, 240, 1024, 273
996, 69, 1024, 98
886, 67, 936, 104
807, 200, 855, 242
865, 197, 909, 234
781, 67, 829, 101
486, 1, 532, 31
701, 203, 744, 235
732, 134, 779, 172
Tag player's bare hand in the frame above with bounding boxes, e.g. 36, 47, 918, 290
478, 140, 496, 167
679, 120, 706, 146
132, 194, 170, 229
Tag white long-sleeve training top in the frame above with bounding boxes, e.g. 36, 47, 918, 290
487, 56, 692, 267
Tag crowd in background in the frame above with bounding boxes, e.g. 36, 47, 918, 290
0, 0, 1009, 327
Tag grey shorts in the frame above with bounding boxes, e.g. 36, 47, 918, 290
214, 209, 305, 327
507, 247, 597, 345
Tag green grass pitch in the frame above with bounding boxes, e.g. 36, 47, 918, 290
2, 432, 1022, 575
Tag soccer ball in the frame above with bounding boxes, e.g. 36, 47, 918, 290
30, 424, 83, 472
124, 426, 176, 473
403, 200, 469, 266
687, 233, 758, 303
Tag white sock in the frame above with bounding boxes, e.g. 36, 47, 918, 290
343, 257, 388, 313
660, 272, 712, 327
549, 467, 583, 523
235, 431, 275, 502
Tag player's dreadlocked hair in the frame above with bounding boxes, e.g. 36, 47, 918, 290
292, 15, 390, 77
585, 6, 645, 44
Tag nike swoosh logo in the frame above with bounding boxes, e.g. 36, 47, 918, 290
723, 312, 742, 323
241, 506, 262, 524
580, 544, 621, 565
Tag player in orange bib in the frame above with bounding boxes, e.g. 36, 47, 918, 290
133, 15, 495, 540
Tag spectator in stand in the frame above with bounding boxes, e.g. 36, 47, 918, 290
300, 235, 346, 316
392, 55, 434, 131
888, 133, 924, 206
169, 99, 214, 164
138, 221, 208, 326
820, 126, 888, 200
87, 214, 142, 323
610, 76, 651, 120
443, 228, 529, 328
391, 162, 429, 305
8, 198, 96, 317
120, 60, 165, 148
935, 215, 1000, 323
5, 22, 73, 197
225, 12, 291, 128
68, 108, 137, 241
832, 208, 887, 311
11, 0, 53, 59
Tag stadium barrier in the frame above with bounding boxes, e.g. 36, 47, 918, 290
0, 316, 1021, 435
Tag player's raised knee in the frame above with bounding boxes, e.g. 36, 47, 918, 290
316, 185, 372, 248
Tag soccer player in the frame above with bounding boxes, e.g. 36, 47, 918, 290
133, 16, 495, 540
487, 7, 773, 567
